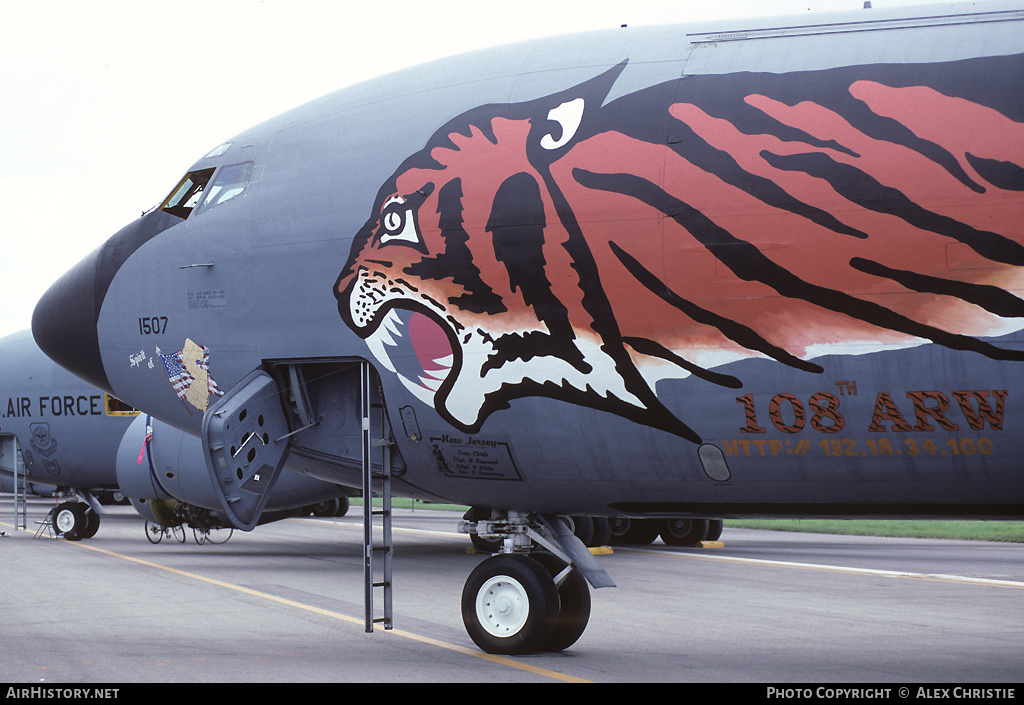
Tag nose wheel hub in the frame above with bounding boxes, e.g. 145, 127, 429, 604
476, 576, 530, 637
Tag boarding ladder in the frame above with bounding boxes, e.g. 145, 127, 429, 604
360, 362, 393, 632
6, 437, 28, 531
14, 469, 26, 531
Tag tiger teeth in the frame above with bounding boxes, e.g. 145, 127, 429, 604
419, 374, 443, 392
379, 309, 403, 347
365, 308, 454, 394
384, 309, 404, 337
366, 332, 397, 373
422, 355, 453, 375
365, 309, 404, 372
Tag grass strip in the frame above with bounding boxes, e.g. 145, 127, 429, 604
353, 499, 1022, 542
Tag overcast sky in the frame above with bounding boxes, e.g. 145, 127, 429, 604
0, 0, 952, 341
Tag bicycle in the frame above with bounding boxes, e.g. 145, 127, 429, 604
145, 520, 186, 544
192, 526, 233, 545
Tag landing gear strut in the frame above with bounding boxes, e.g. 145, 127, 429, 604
459, 511, 612, 655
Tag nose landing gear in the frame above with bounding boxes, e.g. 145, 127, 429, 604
53, 500, 100, 541
459, 511, 613, 655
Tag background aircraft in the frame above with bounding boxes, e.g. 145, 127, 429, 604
1, 330, 136, 538
32, 2, 1024, 653
0, 330, 353, 539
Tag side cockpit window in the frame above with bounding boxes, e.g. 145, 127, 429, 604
195, 161, 253, 215
160, 168, 215, 219
159, 162, 254, 220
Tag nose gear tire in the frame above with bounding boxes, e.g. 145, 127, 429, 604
462, 554, 559, 655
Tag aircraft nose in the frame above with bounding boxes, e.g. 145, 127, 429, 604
32, 248, 112, 394
32, 209, 181, 395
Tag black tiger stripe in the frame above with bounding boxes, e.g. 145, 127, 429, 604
665, 118, 870, 240
403, 178, 507, 315
966, 153, 1024, 192
608, 240, 823, 373
622, 336, 743, 389
762, 150, 1024, 267
536, 154, 706, 443
850, 257, 1024, 319
668, 68, 988, 194
485, 172, 589, 374
581, 169, 1024, 363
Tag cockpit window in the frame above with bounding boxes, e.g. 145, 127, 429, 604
160, 168, 215, 219
195, 161, 254, 215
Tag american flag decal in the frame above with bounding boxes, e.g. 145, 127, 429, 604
160, 351, 192, 398
160, 339, 224, 412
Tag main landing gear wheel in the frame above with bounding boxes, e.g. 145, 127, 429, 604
309, 498, 340, 517
564, 515, 594, 547
608, 517, 659, 545
659, 518, 709, 547
591, 517, 611, 547
706, 519, 724, 541
462, 554, 560, 655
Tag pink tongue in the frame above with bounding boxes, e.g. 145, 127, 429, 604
408, 312, 452, 374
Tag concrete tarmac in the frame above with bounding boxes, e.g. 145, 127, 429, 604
1, 497, 1022, 683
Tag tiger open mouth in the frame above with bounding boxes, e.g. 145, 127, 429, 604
364, 307, 456, 404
